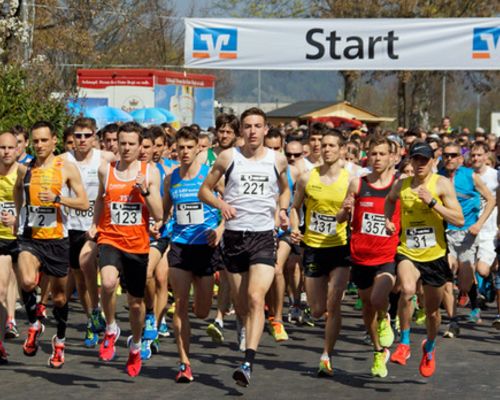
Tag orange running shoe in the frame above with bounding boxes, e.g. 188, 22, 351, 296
419, 340, 436, 377
390, 343, 411, 365
99, 327, 120, 361
48, 335, 65, 369
23, 323, 45, 356
176, 362, 194, 383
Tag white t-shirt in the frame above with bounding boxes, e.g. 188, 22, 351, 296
478, 166, 498, 239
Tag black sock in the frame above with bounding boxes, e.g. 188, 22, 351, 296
468, 283, 478, 309
53, 303, 69, 339
146, 308, 154, 315
389, 292, 400, 320
21, 290, 37, 324
244, 349, 256, 368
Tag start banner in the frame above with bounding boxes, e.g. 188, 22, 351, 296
184, 18, 500, 70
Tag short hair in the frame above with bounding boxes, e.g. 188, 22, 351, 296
426, 136, 442, 148
63, 126, 75, 143
10, 125, 28, 140
265, 127, 283, 142
99, 123, 119, 140
141, 129, 155, 144
118, 122, 143, 143
443, 141, 461, 153
309, 122, 329, 137
240, 107, 267, 124
189, 124, 201, 134
215, 113, 239, 133
405, 128, 421, 138
73, 117, 96, 133
149, 125, 166, 144
31, 121, 56, 137
176, 126, 199, 143
199, 131, 213, 145
471, 142, 490, 154
322, 129, 345, 146
368, 136, 391, 151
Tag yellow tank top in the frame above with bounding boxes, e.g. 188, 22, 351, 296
303, 167, 349, 248
397, 174, 446, 262
24, 156, 66, 240
0, 166, 18, 240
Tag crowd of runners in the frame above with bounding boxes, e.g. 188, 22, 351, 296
0, 110, 498, 386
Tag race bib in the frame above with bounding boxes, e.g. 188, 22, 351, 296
309, 211, 337, 235
361, 212, 389, 237
28, 206, 57, 228
406, 227, 436, 249
239, 174, 269, 196
72, 200, 95, 219
176, 202, 204, 225
0, 201, 16, 216
110, 202, 142, 226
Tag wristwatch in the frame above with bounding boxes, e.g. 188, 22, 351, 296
141, 188, 151, 197
54, 195, 61, 204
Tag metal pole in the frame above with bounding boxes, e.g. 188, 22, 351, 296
22, 0, 29, 63
441, 74, 446, 118
257, 70, 261, 108
476, 93, 480, 128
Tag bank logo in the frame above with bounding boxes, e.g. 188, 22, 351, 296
192, 27, 238, 59
472, 27, 500, 59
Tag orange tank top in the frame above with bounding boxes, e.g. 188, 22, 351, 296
23, 156, 66, 240
97, 161, 150, 254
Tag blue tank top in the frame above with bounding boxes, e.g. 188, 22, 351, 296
169, 164, 219, 244
162, 157, 179, 170
440, 166, 480, 230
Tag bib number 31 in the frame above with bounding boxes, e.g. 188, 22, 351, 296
406, 227, 436, 249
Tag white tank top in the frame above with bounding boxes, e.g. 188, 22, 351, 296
67, 149, 101, 231
478, 166, 498, 239
224, 147, 279, 231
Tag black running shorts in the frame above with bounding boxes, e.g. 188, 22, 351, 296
18, 237, 69, 278
396, 254, 453, 287
302, 244, 350, 278
168, 242, 223, 277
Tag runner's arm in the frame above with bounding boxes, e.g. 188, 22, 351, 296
61, 160, 89, 211
290, 171, 309, 238
434, 176, 464, 227
89, 164, 107, 238
13, 164, 26, 227
162, 173, 173, 222
143, 165, 163, 222
336, 177, 359, 224
468, 173, 495, 235
276, 153, 291, 229
384, 179, 402, 234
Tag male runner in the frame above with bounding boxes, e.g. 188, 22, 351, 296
14, 121, 89, 368
13, 126, 34, 165
164, 127, 224, 382
290, 130, 351, 377
306, 123, 328, 166
385, 141, 463, 377
61, 118, 114, 347
100, 123, 119, 156
199, 107, 290, 387
0, 132, 20, 363
90, 122, 163, 377
337, 137, 399, 378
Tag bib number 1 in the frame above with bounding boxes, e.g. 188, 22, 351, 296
176, 202, 204, 225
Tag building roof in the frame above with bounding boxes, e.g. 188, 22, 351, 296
267, 101, 334, 118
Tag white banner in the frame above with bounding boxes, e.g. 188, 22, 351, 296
184, 18, 500, 70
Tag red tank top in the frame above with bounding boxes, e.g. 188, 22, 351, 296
350, 175, 400, 266
97, 161, 150, 254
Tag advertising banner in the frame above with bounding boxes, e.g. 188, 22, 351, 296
184, 18, 500, 70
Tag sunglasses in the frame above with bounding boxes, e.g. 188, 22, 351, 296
443, 152, 460, 159
74, 132, 94, 139
285, 152, 302, 158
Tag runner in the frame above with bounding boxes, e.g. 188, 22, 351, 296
439, 141, 494, 336
306, 123, 328, 166
290, 129, 351, 378
0, 132, 20, 364
164, 127, 224, 382
337, 136, 399, 378
13, 125, 34, 166
13, 121, 89, 368
198, 107, 290, 387
90, 122, 163, 377
61, 118, 114, 347
100, 123, 119, 156
385, 141, 464, 377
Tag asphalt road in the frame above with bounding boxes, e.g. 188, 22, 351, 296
2, 294, 500, 400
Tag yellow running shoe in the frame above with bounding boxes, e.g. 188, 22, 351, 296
167, 302, 176, 318
271, 321, 289, 342
371, 349, 390, 378
377, 314, 395, 348
317, 357, 333, 377
415, 308, 426, 326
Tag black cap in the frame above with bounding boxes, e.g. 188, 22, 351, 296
409, 142, 434, 159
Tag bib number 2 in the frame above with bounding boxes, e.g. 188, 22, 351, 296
28, 206, 57, 228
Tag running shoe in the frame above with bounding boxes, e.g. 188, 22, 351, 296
301, 306, 315, 327
232, 362, 251, 387
346, 282, 358, 295
371, 349, 390, 378
271, 321, 289, 342
377, 314, 395, 348
443, 321, 460, 338
0, 341, 8, 364
419, 340, 436, 377
48, 335, 65, 369
151, 338, 160, 354
4, 320, 19, 339
354, 297, 363, 311
317, 357, 334, 377
23, 323, 45, 356
99, 327, 120, 361
457, 292, 469, 308
206, 320, 224, 344
166, 303, 176, 318
143, 313, 158, 340
363, 331, 373, 345
84, 324, 99, 348
125, 336, 142, 377
414, 308, 426, 326
236, 319, 246, 352
35, 303, 47, 321
158, 318, 171, 338
390, 343, 411, 365
288, 305, 301, 324
176, 362, 194, 383
90, 309, 106, 334
492, 315, 500, 330
468, 308, 482, 324
140, 339, 152, 361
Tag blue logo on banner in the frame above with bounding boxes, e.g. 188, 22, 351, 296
472, 27, 500, 59
192, 28, 238, 59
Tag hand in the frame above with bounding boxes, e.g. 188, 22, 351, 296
150, 221, 163, 239
279, 210, 289, 231
385, 219, 396, 235
220, 201, 237, 221
206, 226, 224, 247
290, 229, 303, 244
38, 190, 57, 203
135, 171, 147, 192
417, 187, 433, 206
468, 222, 481, 236
86, 225, 98, 240
0, 211, 15, 227
342, 193, 355, 213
